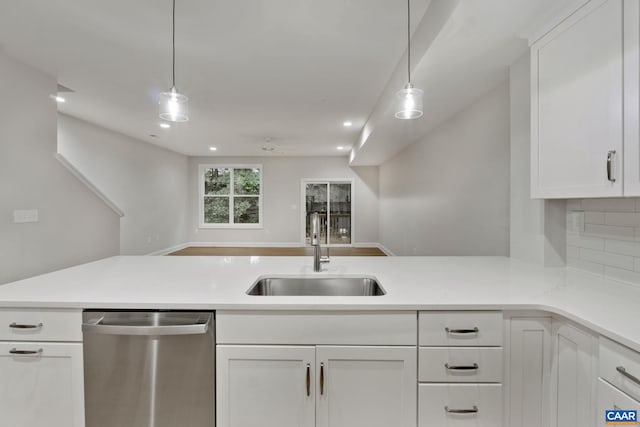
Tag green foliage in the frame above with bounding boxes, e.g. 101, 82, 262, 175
234, 168, 260, 195
204, 168, 230, 195
203, 167, 261, 224
204, 197, 229, 223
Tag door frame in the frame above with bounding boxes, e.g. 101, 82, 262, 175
300, 178, 355, 247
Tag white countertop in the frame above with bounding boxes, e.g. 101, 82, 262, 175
0, 255, 638, 351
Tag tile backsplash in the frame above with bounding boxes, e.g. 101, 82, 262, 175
566, 198, 640, 286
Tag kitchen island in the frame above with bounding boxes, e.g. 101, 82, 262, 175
0, 255, 639, 427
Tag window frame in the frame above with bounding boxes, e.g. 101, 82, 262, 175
199, 164, 263, 229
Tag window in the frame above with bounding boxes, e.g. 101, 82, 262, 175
199, 164, 262, 228
302, 180, 353, 246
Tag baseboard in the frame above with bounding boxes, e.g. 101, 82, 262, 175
146, 242, 190, 256
375, 243, 396, 256
186, 241, 306, 248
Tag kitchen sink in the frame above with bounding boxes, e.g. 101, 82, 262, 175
246, 276, 386, 296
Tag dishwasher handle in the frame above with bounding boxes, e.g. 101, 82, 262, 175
82, 316, 210, 336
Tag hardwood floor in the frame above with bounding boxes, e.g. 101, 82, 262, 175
168, 246, 386, 256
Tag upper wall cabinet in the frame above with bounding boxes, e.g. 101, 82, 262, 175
531, 0, 639, 198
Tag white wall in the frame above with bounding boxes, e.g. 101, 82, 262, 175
188, 156, 379, 245
509, 53, 565, 266
378, 82, 510, 256
57, 114, 190, 255
0, 52, 120, 285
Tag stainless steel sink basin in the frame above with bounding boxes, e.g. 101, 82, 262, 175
246, 276, 386, 296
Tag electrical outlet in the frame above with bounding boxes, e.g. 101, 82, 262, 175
13, 209, 39, 223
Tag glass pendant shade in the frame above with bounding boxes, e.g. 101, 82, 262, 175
159, 87, 189, 122
395, 83, 423, 120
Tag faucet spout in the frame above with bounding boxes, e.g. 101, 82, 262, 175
310, 212, 329, 272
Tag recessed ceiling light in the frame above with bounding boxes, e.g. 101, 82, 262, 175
160, 123, 171, 129
50, 94, 66, 103
343, 121, 353, 127
209, 146, 217, 151
337, 146, 345, 150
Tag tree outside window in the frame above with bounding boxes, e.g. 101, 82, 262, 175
200, 165, 262, 228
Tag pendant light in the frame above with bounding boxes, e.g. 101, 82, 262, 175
159, 0, 189, 122
395, 0, 423, 120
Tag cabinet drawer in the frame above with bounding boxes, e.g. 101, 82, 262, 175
598, 378, 640, 423
418, 347, 503, 383
418, 384, 502, 427
419, 311, 502, 346
600, 337, 640, 401
0, 309, 82, 342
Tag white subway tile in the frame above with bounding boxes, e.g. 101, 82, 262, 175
582, 198, 636, 212
566, 234, 605, 250
566, 199, 583, 211
635, 199, 640, 212
567, 257, 604, 275
605, 240, 640, 257
579, 248, 634, 270
567, 245, 580, 258
604, 266, 640, 287
634, 258, 640, 272
584, 224, 635, 241
605, 212, 640, 227
585, 212, 605, 224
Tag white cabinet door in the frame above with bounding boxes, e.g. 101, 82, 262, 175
550, 322, 597, 427
216, 345, 315, 427
597, 378, 640, 425
507, 318, 552, 427
0, 342, 84, 427
531, 0, 624, 198
316, 346, 417, 427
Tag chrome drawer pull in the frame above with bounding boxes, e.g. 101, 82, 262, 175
445, 363, 479, 371
617, 366, 640, 386
445, 405, 478, 414
607, 150, 616, 183
9, 348, 43, 355
445, 327, 479, 335
9, 322, 43, 329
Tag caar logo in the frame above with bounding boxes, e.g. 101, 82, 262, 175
606, 410, 638, 425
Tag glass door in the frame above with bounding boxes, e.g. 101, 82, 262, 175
304, 181, 352, 246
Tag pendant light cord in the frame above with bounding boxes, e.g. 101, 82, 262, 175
172, 0, 176, 88
407, 0, 411, 84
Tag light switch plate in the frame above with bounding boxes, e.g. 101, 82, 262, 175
14, 209, 39, 223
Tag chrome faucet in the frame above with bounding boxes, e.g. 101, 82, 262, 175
311, 212, 330, 272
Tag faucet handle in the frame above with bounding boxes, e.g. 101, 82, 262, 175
321, 246, 330, 264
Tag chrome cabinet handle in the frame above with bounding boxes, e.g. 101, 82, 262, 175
445, 405, 478, 414
10, 348, 43, 355
9, 322, 43, 329
608, 150, 616, 182
320, 363, 325, 395
617, 366, 640, 386
445, 363, 479, 371
445, 327, 479, 335
306, 364, 311, 397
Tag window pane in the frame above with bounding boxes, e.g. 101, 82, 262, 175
234, 197, 260, 224
204, 168, 230, 195
329, 183, 351, 244
305, 183, 328, 245
234, 168, 261, 195
204, 197, 229, 223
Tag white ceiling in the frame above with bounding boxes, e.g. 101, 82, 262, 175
0, 0, 572, 161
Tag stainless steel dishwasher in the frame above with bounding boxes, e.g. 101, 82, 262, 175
82, 311, 215, 427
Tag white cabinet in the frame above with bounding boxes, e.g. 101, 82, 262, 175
216, 345, 315, 427
217, 344, 416, 427
550, 322, 597, 427
0, 309, 84, 427
530, 0, 640, 198
216, 311, 417, 427
507, 317, 552, 427
418, 311, 503, 427
316, 346, 416, 427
